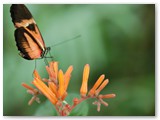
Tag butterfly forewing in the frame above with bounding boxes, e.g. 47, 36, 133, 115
10, 4, 33, 27
10, 4, 47, 60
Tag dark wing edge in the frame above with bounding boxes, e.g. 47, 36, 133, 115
10, 4, 32, 24
14, 27, 32, 60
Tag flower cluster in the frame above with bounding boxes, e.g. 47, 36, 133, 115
80, 64, 116, 112
22, 61, 116, 116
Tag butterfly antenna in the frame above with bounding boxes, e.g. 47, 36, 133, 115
50, 34, 81, 48
49, 50, 54, 61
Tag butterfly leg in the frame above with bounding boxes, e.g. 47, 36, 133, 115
44, 57, 49, 66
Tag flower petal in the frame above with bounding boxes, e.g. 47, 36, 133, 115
98, 94, 116, 99
58, 69, 65, 99
22, 83, 34, 91
80, 64, 90, 97
88, 74, 105, 96
95, 79, 109, 96
53, 61, 58, 80
33, 70, 41, 79
64, 65, 73, 91
48, 81, 58, 96
33, 79, 57, 105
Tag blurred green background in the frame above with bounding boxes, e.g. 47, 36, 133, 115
3, 4, 155, 116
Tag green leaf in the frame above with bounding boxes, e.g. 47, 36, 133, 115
65, 93, 89, 116
34, 93, 89, 116
34, 100, 57, 116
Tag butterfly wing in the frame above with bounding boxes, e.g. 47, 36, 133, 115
10, 4, 33, 27
15, 27, 43, 60
10, 4, 46, 60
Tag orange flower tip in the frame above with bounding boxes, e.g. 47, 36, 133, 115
33, 70, 40, 78
97, 102, 101, 112
104, 103, 109, 107
69, 65, 73, 70
85, 64, 90, 69
73, 98, 79, 105
86, 64, 89, 66
53, 61, 58, 72
82, 64, 90, 84
68, 66, 73, 74
96, 74, 105, 84
112, 94, 116, 97
101, 74, 105, 78
53, 61, 58, 64
84, 64, 90, 74
106, 79, 109, 82
99, 98, 108, 107
99, 94, 116, 99
22, 83, 34, 91
59, 69, 63, 74
107, 94, 116, 98
33, 70, 37, 75
65, 65, 73, 77
58, 70, 64, 81
21, 83, 27, 87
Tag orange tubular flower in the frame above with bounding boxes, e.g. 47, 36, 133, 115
64, 66, 73, 91
22, 83, 40, 105
22, 61, 115, 115
88, 74, 105, 96
53, 61, 58, 80
22, 83, 35, 91
46, 61, 58, 84
95, 79, 109, 96
32, 70, 58, 105
57, 70, 65, 99
30, 61, 73, 105
80, 64, 90, 97
98, 94, 116, 99
48, 81, 58, 96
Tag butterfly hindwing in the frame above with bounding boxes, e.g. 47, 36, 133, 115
15, 27, 43, 60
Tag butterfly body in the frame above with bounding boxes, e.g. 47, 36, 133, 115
10, 4, 49, 60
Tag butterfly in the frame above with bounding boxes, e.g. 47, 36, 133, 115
10, 4, 51, 60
